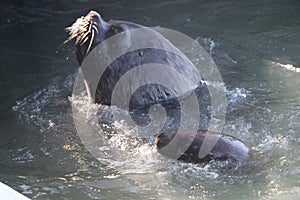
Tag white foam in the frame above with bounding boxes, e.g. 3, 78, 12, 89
277, 62, 300, 72
227, 87, 249, 104
195, 37, 217, 55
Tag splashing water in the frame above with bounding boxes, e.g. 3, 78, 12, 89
10, 35, 300, 199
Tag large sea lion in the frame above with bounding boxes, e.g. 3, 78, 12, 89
65, 10, 203, 111
66, 11, 250, 164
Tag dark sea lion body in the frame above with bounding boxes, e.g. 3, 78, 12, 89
71, 11, 202, 109
155, 130, 250, 163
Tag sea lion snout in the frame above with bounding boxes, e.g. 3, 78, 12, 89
67, 10, 144, 64
76, 11, 110, 64
66, 10, 110, 64
87, 10, 101, 18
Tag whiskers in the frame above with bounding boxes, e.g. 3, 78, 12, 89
64, 12, 99, 54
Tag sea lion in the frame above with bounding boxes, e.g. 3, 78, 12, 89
65, 10, 203, 111
155, 130, 250, 163
66, 11, 250, 164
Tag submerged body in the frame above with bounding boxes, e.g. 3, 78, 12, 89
155, 130, 250, 163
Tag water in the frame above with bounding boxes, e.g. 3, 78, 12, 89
1, 0, 300, 199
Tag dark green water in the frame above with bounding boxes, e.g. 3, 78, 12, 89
1, 0, 300, 199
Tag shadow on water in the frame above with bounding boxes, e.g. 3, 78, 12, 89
1, 0, 300, 199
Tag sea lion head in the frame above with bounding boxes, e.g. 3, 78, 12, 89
65, 11, 111, 64
66, 10, 140, 65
